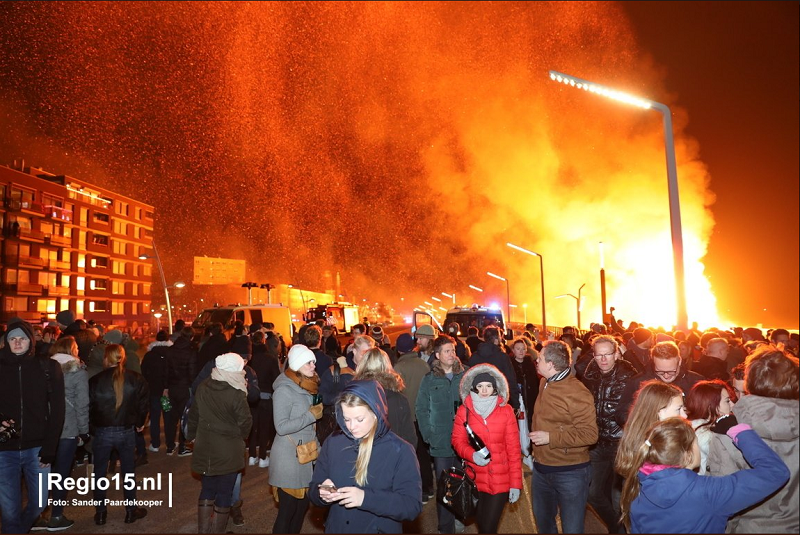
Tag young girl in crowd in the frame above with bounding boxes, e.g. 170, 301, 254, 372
685, 380, 734, 474
615, 381, 685, 480
452, 364, 522, 534
620, 417, 789, 533
310, 380, 421, 533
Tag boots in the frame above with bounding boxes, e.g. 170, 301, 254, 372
230, 500, 244, 526
197, 500, 214, 534
211, 506, 230, 534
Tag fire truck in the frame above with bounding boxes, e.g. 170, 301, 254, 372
304, 303, 360, 333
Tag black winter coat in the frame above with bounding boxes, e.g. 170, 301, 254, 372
197, 333, 229, 371
512, 356, 540, 428
616, 366, 704, 426
141, 343, 171, 394
578, 359, 637, 443
249, 344, 281, 395
89, 368, 149, 428
0, 321, 65, 464
168, 336, 198, 388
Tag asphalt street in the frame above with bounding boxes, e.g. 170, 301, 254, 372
39, 446, 607, 534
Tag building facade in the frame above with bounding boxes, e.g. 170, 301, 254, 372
1, 161, 153, 329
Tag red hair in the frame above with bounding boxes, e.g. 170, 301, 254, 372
685, 380, 733, 422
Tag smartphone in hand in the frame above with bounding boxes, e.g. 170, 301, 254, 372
318, 484, 338, 493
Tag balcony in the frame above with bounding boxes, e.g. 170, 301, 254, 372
45, 286, 70, 296
87, 240, 110, 254
49, 259, 71, 271
45, 234, 72, 247
43, 205, 73, 222
18, 255, 47, 269
18, 228, 46, 243
3, 282, 44, 295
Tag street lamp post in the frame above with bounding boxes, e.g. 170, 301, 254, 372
486, 271, 511, 330
555, 283, 585, 331
506, 243, 546, 334
549, 70, 687, 330
442, 292, 456, 307
139, 242, 184, 335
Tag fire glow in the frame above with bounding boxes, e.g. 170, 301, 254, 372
0, 2, 722, 329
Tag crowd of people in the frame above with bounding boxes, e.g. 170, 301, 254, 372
0, 310, 797, 534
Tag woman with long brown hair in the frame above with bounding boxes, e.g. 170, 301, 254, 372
89, 344, 149, 526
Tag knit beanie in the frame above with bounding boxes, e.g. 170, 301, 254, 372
216, 352, 245, 372
288, 344, 316, 372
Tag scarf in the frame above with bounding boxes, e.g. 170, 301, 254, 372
639, 462, 681, 476
544, 367, 571, 389
211, 367, 247, 393
470, 391, 498, 419
285, 367, 320, 395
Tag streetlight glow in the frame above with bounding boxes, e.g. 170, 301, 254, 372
486, 272, 511, 330
469, 285, 484, 292
549, 70, 687, 330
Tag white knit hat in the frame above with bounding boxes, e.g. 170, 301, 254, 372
287, 344, 316, 372
215, 352, 245, 372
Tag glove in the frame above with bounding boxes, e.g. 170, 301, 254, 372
509, 488, 520, 504
711, 414, 738, 435
472, 451, 490, 466
309, 403, 324, 420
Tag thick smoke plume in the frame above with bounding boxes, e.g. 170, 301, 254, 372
0, 2, 718, 328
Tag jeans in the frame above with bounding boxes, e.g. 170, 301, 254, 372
0, 446, 49, 534
588, 442, 622, 533
415, 421, 434, 494
148, 395, 163, 448
531, 464, 591, 534
92, 426, 137, 512
248, 399, 274, 458
433, 456, 459, 533
232, 472, 242, 504
164, 387, 190, 451
199, 472, 238, 508
51, 438, 79, 518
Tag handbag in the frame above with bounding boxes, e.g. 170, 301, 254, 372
437, 462, 478, 520
292, 438, 319, 464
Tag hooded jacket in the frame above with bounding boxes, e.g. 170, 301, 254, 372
167, 335, 198, 389
0, 321, 66, 464
141, 342, 171, 394
631, 429, 789, 534
309, 380, 422, 533
186, 375, 252, 476
416, 357, 465, 457
452, 364, 523, 495
51, 354, 90, 438
708, 395, 799, 533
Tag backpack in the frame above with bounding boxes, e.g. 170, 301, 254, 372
180, 389, 194, 439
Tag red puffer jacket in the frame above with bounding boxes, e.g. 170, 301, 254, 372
452, 394, 523, 495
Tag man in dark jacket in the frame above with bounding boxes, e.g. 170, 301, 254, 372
165, 326, 197, 456
197, 322, 228, 371
693, 337, 730, 381
616, 340, 704, 427
141, 330, 172, 452
247, 331, 281, 467
0, 320, 66, 534
578, 335, 637, 534
469, 327, 520, 411
445, 322, 471, 364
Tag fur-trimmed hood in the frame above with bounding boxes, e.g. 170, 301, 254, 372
51, 353, 84, 373
458, 363, 508, 405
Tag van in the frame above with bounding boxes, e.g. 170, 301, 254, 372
191, 304, 293, 343
413, 305, 508, 339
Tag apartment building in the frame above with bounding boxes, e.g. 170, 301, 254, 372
1, 161, 154, 328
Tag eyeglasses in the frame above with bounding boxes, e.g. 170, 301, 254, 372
593, 353, 615, 360
654, 368, 680, 379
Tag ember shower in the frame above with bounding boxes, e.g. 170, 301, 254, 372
0, 2, 721, 328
